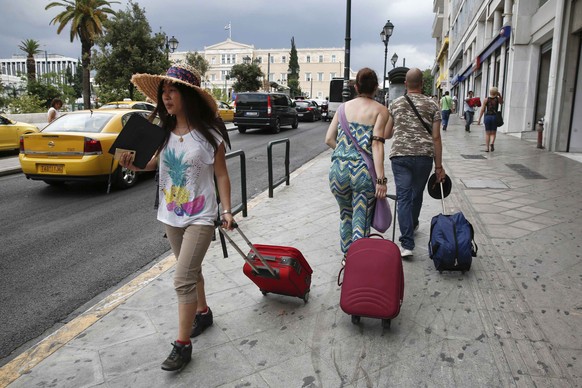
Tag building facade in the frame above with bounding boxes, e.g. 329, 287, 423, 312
171, 38, 354, 100
433, 0, 582, 152
0, 53, 79, 90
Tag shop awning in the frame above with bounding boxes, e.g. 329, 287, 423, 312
450, 25, 511, 87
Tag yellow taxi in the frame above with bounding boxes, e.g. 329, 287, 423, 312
99, 99, 156, 111
217, 101, 234, 122
0, 114, 39, 151
19, 109, 154, 189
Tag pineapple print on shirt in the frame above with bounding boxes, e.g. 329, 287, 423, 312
162, 147, 205, 217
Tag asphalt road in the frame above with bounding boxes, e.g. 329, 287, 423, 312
0, 120, 330, 365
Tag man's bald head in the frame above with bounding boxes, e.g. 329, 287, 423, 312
405, 68, 423, 91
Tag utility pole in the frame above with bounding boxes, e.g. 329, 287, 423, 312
342, 0, 351, 102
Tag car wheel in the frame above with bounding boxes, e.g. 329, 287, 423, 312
271, 118, 281, 133
291, 116, 299, 129
237, 126, 247, 134
115, 165, 138, 189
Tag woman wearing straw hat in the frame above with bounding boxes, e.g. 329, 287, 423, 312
119, 63, 234, 371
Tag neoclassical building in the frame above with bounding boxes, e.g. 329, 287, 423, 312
433, 0, 582, 152
171, 38, 354, 100
0, 53, 79, 90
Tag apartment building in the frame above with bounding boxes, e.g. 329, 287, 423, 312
171, 38, 353, 100
433, 0, 582, 152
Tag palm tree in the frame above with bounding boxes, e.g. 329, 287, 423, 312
46, 0, 117, 109
18, 39, 42, 83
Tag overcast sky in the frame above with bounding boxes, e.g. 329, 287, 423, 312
1, 0, 436, 78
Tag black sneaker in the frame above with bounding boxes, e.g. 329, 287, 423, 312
190, 307, 213, 338
161, 341, 192, 371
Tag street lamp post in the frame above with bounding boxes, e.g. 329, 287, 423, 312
342, 0, 352, 102
391, 53, 398, 68
380, 20, 394, 101
165, 35, 179, 60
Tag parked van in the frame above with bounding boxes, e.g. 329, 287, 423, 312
328, 78, 356, 121
233, 92, 299, 134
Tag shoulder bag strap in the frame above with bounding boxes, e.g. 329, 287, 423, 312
405, 94, 432, 135
337, 104, 377, 183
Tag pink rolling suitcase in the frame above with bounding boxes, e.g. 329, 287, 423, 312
338, 195, 404, 328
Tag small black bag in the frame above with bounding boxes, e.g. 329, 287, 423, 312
496, 111, 504, 127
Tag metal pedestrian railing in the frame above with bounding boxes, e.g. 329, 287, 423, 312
267, 138, 290, 198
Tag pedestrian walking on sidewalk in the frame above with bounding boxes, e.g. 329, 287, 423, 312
47, 97, 62, 123
385, 68, 445, 257
120, 63, 235, 372
440, 91, 453, 131
463, 91, 476, 132
325, 68, 389, 258
477, 87, 504, 152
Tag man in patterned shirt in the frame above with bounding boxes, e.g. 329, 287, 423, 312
385, 68, 446, 257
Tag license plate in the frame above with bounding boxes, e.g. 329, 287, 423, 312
298, 113, 304, 116
39, 164, 64, 173
245, 111, 258, 117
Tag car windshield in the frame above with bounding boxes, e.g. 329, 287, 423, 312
42, 112, 114, 133
237, 94, 268, 104
295, 101, 309, 108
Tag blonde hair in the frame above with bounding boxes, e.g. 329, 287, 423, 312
489, 87, 499, 96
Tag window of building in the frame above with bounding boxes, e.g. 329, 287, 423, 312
221, 54, 236, 64
306, 55, 311, 63
282, 56, 286, 63
211, 57, 216, 64
331, 55, 336, 63
330, 72, 337, 79
318, 72, 324, 81
270, 55, 274, 64
305, 72, 312, 81
257, 57, 263, 63
319, 55, 324, 63
221, 70, 229, 80
280, 73, 287, 82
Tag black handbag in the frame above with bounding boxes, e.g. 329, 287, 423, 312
495, 111, 504, 127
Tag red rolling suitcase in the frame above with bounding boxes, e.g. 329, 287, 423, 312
338, 195, 404, 328
217, 224, 313, 303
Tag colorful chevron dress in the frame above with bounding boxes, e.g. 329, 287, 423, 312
329, 120, 375, 254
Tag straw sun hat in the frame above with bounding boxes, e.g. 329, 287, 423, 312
131, 64, 217, 115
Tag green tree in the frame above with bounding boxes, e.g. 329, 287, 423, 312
27, 79, 61, 108
18, 39, 42, 83
288, 37, 301, 98
0, 79, 7, 109
229, 61, 263, 92
184, 52, 210, 79
46, 0, 118, 109
92, 1, 167, 101
422, 68, 434, 96
6, 94, 46, 114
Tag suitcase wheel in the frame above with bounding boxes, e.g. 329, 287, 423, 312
302, 291, 310, 303
382, 319, 391, 329
351, 315, 360, 324
260, 290, 268, 296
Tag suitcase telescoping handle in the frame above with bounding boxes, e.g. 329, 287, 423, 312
439, 182, 447, 215
214, 221, 277, 278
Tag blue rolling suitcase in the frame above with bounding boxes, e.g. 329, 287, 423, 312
428, 183, 478, 273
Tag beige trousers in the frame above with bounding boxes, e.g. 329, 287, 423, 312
164, 224, 214, 304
